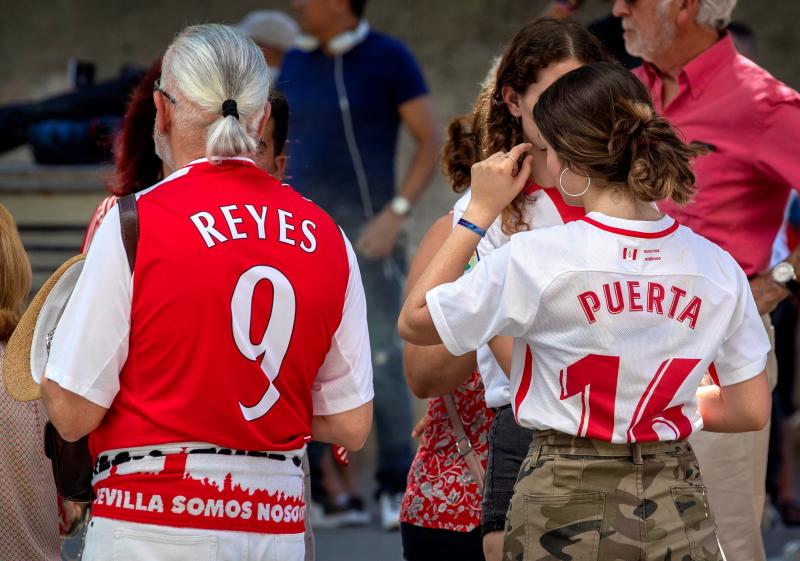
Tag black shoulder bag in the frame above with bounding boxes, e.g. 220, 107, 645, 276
43, 194, 139, 502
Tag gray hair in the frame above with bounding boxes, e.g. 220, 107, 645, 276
162, 24, 270, 159
697, 0, 737, 29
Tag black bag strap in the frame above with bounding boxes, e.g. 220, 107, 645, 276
117, 194, 139, 273
43, 422, 93, 502
41, 194, 140, 505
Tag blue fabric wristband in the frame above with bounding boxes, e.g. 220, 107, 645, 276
457, 218, 487, 238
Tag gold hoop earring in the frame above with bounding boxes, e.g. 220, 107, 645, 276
559, 168, 591, 197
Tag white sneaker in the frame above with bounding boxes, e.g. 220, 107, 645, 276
378, 492, 403, 531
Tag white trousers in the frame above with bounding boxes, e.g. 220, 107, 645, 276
81, 517, 304, 561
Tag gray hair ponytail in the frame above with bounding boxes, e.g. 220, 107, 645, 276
162, 24, 270, 159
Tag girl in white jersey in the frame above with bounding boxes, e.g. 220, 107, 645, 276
399, 62, 771, 560
403, 19, 610, 561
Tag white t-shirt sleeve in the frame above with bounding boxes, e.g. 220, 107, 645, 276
451, 191, 470, 227
426, 237, 540, 356
312, 232, 374, 415
44, 205, 132, 408
712, 265, 770, 385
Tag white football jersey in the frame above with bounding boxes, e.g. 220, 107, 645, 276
451, 185, 583, 408
428, 212, 769, 443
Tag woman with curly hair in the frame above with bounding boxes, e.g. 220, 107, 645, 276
401, 61, 770, 561
401, 18, 610, 561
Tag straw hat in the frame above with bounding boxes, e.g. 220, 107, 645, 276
3, 254, 85, 402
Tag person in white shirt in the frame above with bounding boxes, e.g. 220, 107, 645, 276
399, 61, 771, 561
403, 18, 610, 561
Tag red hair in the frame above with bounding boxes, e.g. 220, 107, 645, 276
108, 58, 163, 195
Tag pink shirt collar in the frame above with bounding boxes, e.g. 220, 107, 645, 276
633, 33, 800, 276
640, 33, 736, 105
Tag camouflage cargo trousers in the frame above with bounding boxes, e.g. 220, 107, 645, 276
503, 430, 723, 561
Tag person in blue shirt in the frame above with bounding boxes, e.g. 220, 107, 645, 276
279, 0, 441, 530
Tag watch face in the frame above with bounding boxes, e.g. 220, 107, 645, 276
774, 262, 795, 283
390, 197, 411, 216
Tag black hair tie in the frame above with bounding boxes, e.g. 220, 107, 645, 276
222, 99, 239, 120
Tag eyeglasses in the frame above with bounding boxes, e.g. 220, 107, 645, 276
153, 78, 177, 105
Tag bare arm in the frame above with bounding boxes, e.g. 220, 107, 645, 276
403, 215, 477, 398
312, 401, 373, 451
749, 247, 796, 315
398, 144, 532, 345
357, 95, 442, 260
748, 102, 800, 316
696, 371, 771, 432
396, 95, 442, 205
487, 336, 512, 377
398, 222, 485, 345
40, 377, 108, 442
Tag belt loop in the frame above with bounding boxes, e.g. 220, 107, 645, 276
530, 431, 546, 467
632, 442, 643, 465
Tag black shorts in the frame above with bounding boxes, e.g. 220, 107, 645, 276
481, 405, 534, 535
400, 523, 485, 561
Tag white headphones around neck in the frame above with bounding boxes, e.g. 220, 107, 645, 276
295, 21, 370, 55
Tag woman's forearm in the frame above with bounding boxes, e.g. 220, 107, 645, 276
404, 343, 477, 398
697, 371, 771, 433
312, 401, 373, 451
398, 225, 487, 345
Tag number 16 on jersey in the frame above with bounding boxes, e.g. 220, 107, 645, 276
559, 354, 701, 442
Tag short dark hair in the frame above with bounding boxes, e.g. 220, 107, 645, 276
268, 89, 289, 157
349, 0, 367, 18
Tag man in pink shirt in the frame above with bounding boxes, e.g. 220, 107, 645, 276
613, 1, 800, 559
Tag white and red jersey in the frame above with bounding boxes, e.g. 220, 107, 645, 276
452, 183, 584, 408
46, 157, 373, 457
428, 212, 769, 443
82, 195, 118, 251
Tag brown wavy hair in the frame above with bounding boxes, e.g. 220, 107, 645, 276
0, 205, 32, 341
534, 62, 704, 205
443, 18, 609, 234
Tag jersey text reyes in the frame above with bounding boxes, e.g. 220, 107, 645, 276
189, 204, 317, 252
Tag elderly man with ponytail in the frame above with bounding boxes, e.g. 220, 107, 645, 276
38, 24, 373, 561
613, 1, 800, 559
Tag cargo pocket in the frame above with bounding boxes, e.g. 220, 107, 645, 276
519, 491, 604, 561
671, 485, 722, 561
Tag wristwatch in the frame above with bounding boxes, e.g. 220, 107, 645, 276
389, 196, 412, 217
772, 261, 800, 293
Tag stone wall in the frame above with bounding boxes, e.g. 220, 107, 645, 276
3, 0, 798, 244
3, 1, 798, 100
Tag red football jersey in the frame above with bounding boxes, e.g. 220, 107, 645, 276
77, 159, 366, 458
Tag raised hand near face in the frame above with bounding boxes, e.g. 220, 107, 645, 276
465, 143, 532, 226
